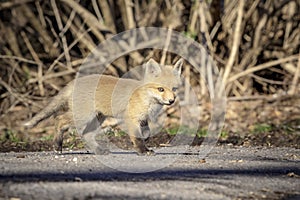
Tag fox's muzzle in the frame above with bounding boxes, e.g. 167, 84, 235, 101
168, 99, 175, 105
165, 95, 176, 105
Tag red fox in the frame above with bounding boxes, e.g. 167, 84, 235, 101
24, 59, 183, 155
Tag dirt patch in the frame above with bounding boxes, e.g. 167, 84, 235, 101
0, 140, 53, 152
0, 129, 299, 153
218, 131, 300, 148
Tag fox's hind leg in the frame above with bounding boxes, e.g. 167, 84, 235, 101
54, 112, 72, 153
82, 114, 110, 155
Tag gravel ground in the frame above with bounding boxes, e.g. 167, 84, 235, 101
0, 145, 299, 200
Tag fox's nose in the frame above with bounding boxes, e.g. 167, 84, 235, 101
169, 99, 175, 104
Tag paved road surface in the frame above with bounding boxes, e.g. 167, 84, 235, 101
0, 145, 299, 199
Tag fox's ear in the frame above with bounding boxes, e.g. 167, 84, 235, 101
145, 58, 161, 77
173, 58, 183, 76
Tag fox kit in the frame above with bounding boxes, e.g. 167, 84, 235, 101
24, 59, 183, 155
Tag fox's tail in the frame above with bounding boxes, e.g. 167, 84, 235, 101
23, 83, 73, 128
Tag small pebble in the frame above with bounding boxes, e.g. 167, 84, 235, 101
16, 154, 25, 158
287, 172, 300, 178
74, 177, 83, 182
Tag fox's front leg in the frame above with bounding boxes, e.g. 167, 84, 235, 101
140, 120, 151, 139
127, 122, 154, 155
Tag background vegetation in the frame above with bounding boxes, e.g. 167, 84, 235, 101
0, 0, 299, 151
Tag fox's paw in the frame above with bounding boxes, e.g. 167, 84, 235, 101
53, 135, 63, 154
53, 148, 63, 154
136, 148, 156, 156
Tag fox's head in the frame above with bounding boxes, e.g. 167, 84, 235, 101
143, 58, 183, 105
144, 83, 177, 105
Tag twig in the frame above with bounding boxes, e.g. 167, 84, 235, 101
198, 1, 215, 53
91, 0, 103, 22
288, 52, 300, 95
28, 69, 75, 83
60, 0, 109, 41
2, 48, 28, 78
228, 54, 299, 83
21, 31, 45, 96
62, 12, 96, 51
51, 0, 72, 69
97, 0, 116, 33
188, 0, 198, 34
0, 0, 34, 10
48, 27, 93, 73
0, 78, 42, 108
160, 28, 172, 65
244, 0, 260, 19
223, 0, 244, 85
18, 4, 59, 57
184, 65, 190, 104
253, 14, 267, 49
61, 8, 76, 35
228, 93, 300, 102
5, 26, 22, 57
8, 59, 18, 87
0, 55, 37, 65
222, 0, 238, 31
35, 1, 46, 27
124, 0, 135, 29
250, 74, 285, 85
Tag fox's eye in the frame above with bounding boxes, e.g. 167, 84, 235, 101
172, 87, 177, 92
158, 87, 164, 92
